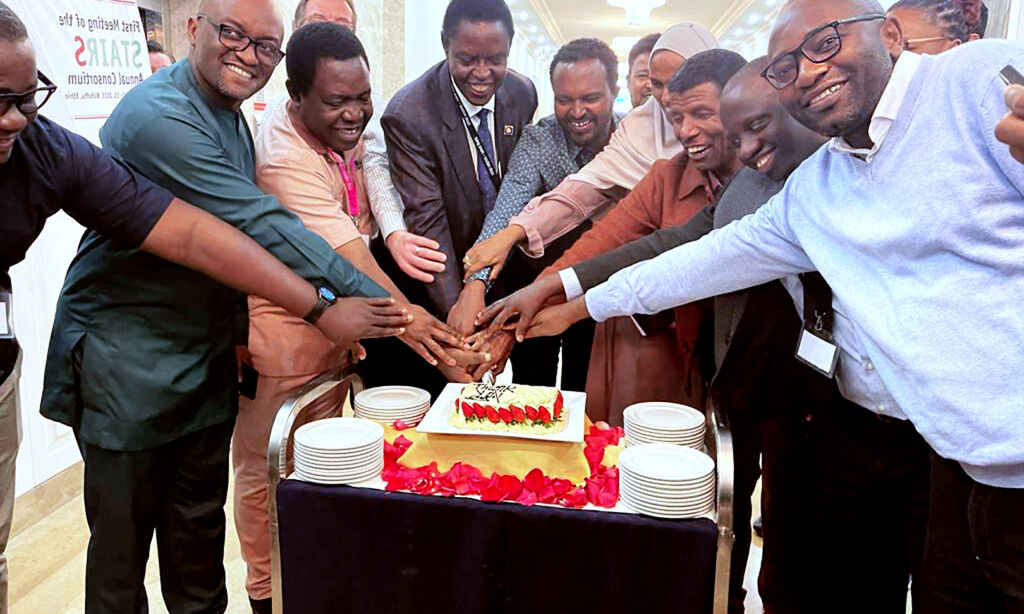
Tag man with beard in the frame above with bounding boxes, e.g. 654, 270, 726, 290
37, 0, 443, 611
519, 0, 1023, 610
380, 0, 537, 391
446, 37, 622, 388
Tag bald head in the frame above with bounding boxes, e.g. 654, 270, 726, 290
0, 1, 28, 42
770, 0, 885, 58
722, 56, 769, 98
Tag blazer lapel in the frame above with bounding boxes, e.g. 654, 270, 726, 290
439, 67, 481, 204
494, 88, 518, 173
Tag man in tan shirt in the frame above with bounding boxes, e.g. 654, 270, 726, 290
236, 23, 485, 613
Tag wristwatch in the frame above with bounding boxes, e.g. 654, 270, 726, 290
303, 286, 338, 324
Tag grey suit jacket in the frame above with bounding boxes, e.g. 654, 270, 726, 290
573, 167, 784, 370
382, 62, 538, 317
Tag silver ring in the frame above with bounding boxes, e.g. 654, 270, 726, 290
414, 246, 420, 255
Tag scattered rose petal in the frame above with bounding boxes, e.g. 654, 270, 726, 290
392, 419, 412, 431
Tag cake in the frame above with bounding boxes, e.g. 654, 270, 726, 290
450, 382, 567, 434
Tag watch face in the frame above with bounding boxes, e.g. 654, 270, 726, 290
320, 287, 337, 303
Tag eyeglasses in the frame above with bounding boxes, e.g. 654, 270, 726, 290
903, 36, 955, 51
196, 14, 284, 66
0, 72, 57, 117
762, 14, 887, 90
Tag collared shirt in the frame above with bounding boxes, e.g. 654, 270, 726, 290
470, 112, 624, 284
249, 100, 365, 377
583, 41, 1024, 487
0, 116, 172, 386
451, 76, 499, 179
828, 51, 922, 161
40, 60, 386, 451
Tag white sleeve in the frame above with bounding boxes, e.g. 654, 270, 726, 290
362, 102, 407, 240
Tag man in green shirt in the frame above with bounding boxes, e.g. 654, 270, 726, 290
40, 1, 456, 612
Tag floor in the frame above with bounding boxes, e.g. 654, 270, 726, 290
9, 467, 765, 614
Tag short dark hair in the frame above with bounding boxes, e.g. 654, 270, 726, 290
147, 40, 175, 61
974, 2, 988, 37
0, 1, 28, 43
628, 33, 660, 74
441, 0, 514, 49
890, 0, 970, 41
667, 49, 747, 96
286, 22, 368, 95
549, 38, 618, 91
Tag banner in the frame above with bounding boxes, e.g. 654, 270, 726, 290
8, 0, 150, 144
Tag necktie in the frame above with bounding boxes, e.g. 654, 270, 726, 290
476, 108, 498, 212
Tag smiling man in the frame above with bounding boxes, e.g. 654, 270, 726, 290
380, 0, 537, 392
446, 38, 622, 388
36, 0, 418, 612
545, 0, 1024, 610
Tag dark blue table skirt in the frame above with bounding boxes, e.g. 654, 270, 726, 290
277, 480, 718, 614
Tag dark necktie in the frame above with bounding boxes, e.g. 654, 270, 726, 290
476, 108, 498, 212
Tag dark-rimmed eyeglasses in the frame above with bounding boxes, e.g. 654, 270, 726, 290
196, 14, 284, 66
0, 72, 57, 117
762, 14, 887, 90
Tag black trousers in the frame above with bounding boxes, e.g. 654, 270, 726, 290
797, 399, 932, 614
77, 420, 234, 614
920, 453, 1024, 613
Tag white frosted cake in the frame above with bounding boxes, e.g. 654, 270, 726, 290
450, 382, 566, 435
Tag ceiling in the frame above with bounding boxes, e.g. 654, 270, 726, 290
514, 0, 791, 60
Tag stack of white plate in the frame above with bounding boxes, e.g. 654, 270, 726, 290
623, 402, 705, 449
619, 443, 716, 519
353, 386, 430, 426
292, 417, 384, 485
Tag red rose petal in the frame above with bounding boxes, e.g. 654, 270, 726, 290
392, 419, 412, 431
523, 468, 547, 493
561, 486, 587, 508
515, 490, 539, 506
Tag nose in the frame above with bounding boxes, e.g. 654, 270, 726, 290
340, 103, 363, 123
569, 101, 586, 119
676, 117, 700, 143
794, 54, 828, 90
738, 136, 760, 165
0, 103, 30, 135
235, 42, 259, 66
470, 60, 490, 80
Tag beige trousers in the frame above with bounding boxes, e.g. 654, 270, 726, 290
232, 372, 348, 600
0, 353, 22, 614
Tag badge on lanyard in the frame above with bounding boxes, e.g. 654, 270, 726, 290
794, 273, 839, 378
0, 290, 13, 340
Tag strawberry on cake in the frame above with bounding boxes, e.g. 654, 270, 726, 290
450, 382, 566, 435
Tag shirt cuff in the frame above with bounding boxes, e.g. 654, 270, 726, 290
508, 218, 545, 258
559, 268, 583, 301
583, 283, 625, 323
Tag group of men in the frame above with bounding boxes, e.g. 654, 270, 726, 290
0, 0, 1022, 613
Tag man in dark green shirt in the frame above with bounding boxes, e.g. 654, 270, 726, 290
39, 1, 430, 612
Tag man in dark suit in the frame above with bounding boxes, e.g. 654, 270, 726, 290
375, 0, 538, 394
479, 58, 931, 613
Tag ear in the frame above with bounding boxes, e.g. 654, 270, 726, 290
969, 33, 981, 42
880, 15, 904, 61
285, 79, 301, 103
187, 16, 199, 48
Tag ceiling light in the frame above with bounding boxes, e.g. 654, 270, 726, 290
518, 10, 529, 20
746, 13, 761, 24
606, 0, 666, 26
529, 24, 539, 33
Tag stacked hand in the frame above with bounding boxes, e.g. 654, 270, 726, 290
462, 226, 526, 281
316, 296, 412, 360
996, 84, 1024, 163
474, 273, 567, 341
386, 231, 448, 283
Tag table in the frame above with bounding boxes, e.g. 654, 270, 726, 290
268, 368, 735, 614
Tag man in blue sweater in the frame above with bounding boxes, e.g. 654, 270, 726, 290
523, 0, 1024, 609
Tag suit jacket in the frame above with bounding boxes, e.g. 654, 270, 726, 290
382, 61, 538, 317
573, 168, 834, 417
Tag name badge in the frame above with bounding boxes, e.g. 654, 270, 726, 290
795, 325, 838, 378
0, 291, 13, 340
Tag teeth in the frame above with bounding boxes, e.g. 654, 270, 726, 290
227, 64, 254, 79
687, 145, 709, 156
756, 155, 771, 169
811, 83, 842, 104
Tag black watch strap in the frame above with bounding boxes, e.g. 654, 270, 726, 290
303, 287, 337, 324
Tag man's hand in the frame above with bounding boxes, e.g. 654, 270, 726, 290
466, 328, 516, 380
316, 297, 411, 357
436, 348, 492, 383
447, 280, 487, 337
462, 225, 526, 281
475, 273, 566, 342
386, 231, 447, 283
526, 296, 590, 339
997, 84, 1024, 164
399, 303, 466, 367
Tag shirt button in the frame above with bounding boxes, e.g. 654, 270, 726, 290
865, 360, 875, 372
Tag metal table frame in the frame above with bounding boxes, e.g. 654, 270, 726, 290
267, 369, 735, 614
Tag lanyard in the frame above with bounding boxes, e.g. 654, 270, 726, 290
327, 149, 360, 218
450, 83, 501, 190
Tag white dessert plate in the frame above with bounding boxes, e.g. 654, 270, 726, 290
293, 417, 384, 451
354, 386, 430, 411
415, 383, 586, 443
619, 444, 715, 481
624, 403, 705, 431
